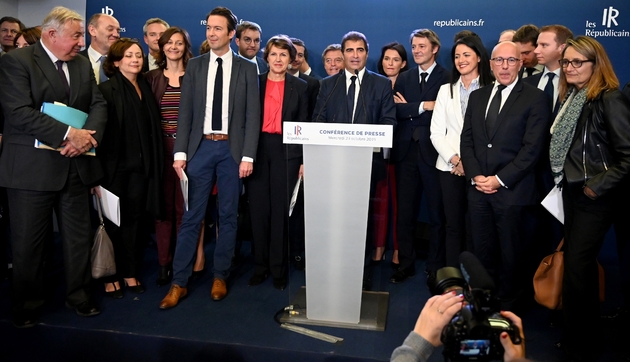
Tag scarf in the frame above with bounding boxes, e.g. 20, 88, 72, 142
549, 87, 588, 186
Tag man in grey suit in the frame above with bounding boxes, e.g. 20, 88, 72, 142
159, 6, 260, 309
0, 6, 106, 327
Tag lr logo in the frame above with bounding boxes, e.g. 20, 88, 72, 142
294, 125, 302, 136
602, 6, 619, 28
101, 6, 114, 16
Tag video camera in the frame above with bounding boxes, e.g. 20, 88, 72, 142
431, 252, 522, 361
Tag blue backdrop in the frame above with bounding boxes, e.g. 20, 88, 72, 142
86, 0, 630, 85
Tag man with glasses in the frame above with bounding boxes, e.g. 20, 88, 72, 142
235, 20, 267, 74
460, 41, 550, 311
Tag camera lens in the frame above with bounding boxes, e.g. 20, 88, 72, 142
433, 267, 467, 295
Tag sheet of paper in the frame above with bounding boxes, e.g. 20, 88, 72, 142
541, 186, 564, 224
289, 176, 302, 217
180, 170, 189, 211
95, 186, 120, 226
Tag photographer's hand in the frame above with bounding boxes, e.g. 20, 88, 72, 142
499, 311, 526, 361
413, 291, 464, 346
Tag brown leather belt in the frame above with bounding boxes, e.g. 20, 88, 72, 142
204, 133, 228, 141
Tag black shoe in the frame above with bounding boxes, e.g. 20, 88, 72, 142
231, 254, 244, 268
390, 262, 400, 270
390, 267, 415, 284
426, 270, 437, 293
105, 282, 124, 299
66, 300, 100, 317
156, 265, 172, 286
190, 267, 206, 281
12, 309, 39, 328
125, 279, 145, 294
273, 277, 287, 290
248, 272, 269, 286
293, 256, 305, 271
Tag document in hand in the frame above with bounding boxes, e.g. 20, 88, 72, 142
289, 176, 302, 217
35, 102, 95, 155
541, 186, 564, 224
180, 170, 189, 211
95, 186, 120, 226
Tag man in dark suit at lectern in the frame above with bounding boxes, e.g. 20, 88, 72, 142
0, 6, 106, 327
460, 41, 549, 310
312, 31, 396, 289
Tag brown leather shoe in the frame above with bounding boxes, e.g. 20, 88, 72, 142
159, 284, 187, 309
210, 278, 227, 301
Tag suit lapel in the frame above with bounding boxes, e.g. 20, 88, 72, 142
355, 71, 372, 123
422, 65, 443, 98
282, 75, 295, 120
488, 81, 523, 140
67, 59, 81, 106
33, 43, 68, 103
452, 82, 464, 126
228, 51, 240, 122
197, 53, 210, 109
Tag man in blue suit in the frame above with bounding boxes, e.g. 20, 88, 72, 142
312, 31, 395, 289
313, 31, 395, 126
391, 29, 449, 286
159, 6, 260, 309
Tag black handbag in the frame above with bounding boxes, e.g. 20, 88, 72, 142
91, 197, 116, 279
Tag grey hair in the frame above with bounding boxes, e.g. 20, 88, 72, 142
41, 6, 83, 33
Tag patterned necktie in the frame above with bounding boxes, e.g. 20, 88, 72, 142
55, 60, 70, 98
347, 75, 356, 122
99, 55, 108, 84
212, 58, 223, 131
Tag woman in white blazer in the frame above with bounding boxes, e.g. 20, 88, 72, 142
429, 35, 493, 266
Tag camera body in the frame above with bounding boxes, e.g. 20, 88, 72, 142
433, 267, 522, 361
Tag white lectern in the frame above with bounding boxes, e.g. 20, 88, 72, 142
282, 122, 392, 330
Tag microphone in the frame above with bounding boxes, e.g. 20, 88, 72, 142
354, 69, 368, 124
313, 69, 344, 123
459, 251, 495, 292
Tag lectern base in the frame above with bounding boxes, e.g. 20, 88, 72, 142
280, 286, 389, 331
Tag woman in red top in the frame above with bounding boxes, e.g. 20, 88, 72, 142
247, 35, 309, 290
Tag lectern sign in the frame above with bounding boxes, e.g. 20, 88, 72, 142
283, 122, 392, 148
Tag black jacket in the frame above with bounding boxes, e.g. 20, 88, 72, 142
564, 89, 630, 197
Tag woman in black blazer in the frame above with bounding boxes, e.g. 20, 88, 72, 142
97, 38, 163, 298
247, 35, 308, 290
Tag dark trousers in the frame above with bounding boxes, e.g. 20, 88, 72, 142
248, 133, 300, 279
562, 184, 613, 358
102, 170, 148, 281
468, 192, 524, 306
613, 182, 630, 309
172, 140, 240, 285
7, 162, 92, 311
439, 171, 469, 267
395, 141, 445, 272
155, 137, 184, 267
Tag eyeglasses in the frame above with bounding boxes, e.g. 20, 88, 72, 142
490, 57, 520, 66
241, 37, 260, 45
559, 59, 594, 68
